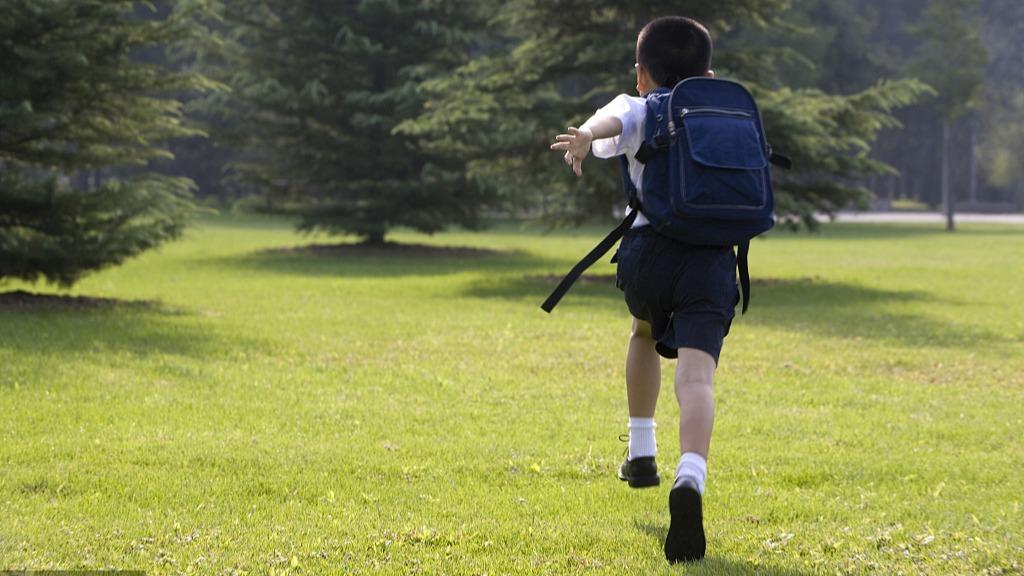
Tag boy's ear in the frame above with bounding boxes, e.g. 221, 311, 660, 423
636, 64, 653, 95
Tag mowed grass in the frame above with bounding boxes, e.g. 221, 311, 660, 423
0, 213, 1022, 576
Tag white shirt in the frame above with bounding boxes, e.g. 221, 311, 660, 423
589, 94, 650, 228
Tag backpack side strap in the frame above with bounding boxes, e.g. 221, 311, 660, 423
769, 151, 792, 169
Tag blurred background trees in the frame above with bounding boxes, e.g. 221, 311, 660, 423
402, 0, 930, 228
2, 0, 1023, 285
189, 0, 1024, 228
907, 0, 987, 231
193, 0, 492, 244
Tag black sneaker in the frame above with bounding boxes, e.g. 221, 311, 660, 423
617, 456, 660, 488
665, 479, 706, 563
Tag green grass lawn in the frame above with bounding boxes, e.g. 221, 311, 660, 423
1, 214, 1022, 575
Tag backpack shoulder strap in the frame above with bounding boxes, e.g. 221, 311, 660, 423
634, 94, 671, 165
619, 155, 638, 204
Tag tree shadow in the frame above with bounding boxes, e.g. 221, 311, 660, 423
464, 272, 625, 311
769, 222, 1024, 241
634, 520, 818, 575
0, 291, 237, 360
746, 278, 1006, 348
0, 290, 172, 312
463, 274, 1008, 349
206, 241, 557, 279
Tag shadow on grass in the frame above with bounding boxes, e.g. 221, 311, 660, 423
465, 274, 1008, 349
0, 291, 231, 359
206, 241, 556, 279
464, 272, 624, 313
0, 290, 171, 311
747, 278, 1006, 348
634, 521, 817, 575
769, 222, 1024, 241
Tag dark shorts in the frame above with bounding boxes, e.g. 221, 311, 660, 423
614, 226, 739, 363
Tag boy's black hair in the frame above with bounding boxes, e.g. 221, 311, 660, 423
636, 16, 712, 88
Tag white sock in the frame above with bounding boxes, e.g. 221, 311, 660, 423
674, 452, 707, 494
627, 417, 657, 460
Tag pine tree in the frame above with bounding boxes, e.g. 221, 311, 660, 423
199, 0, 491, 245
0, 0, 215, 288
402, 0, 930, 228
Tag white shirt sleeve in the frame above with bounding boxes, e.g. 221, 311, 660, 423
590, 94, 646, 160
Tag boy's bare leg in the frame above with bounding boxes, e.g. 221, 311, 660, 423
674, 348, 716, 459
664, 347, 716, 564
619, 317, 662, 486
626, 317, 660, 418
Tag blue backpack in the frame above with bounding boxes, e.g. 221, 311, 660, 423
542, 77, 790, 314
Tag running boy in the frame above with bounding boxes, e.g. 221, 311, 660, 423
549, 17, 733, 563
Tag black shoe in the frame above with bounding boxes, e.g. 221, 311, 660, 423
665, 479, 706, 563
617, 456, 660, 488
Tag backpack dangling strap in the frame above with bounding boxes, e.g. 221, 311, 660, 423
541, 155, 640, 313
540, 209, 638, 313
737, 241, 751, 314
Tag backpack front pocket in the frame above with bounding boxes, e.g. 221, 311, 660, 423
675, 108, 769, 212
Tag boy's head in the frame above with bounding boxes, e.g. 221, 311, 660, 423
635, 16, 713, 95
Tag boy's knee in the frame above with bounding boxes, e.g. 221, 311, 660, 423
675, 348, 716, 390
676, 371, 712, 391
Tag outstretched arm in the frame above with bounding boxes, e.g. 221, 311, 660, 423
549, 115, 623, 177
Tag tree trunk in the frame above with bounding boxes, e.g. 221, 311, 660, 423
968, 120, 978, 204
363, 230, 386, 246
942, 118, 955, 232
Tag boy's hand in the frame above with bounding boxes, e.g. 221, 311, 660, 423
550, 126, 593, 177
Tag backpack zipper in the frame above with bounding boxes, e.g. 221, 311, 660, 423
680, 107, 752, 118
668, 106, 752, 136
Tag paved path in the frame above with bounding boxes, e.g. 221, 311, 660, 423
827, 211, 1024, 225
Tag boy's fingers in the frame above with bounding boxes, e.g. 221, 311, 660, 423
568, 127, 581, 136
573, 157, 582, 176
554, 134, 574, 142
550, 142, 568, 150
564, 151, 573, 165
